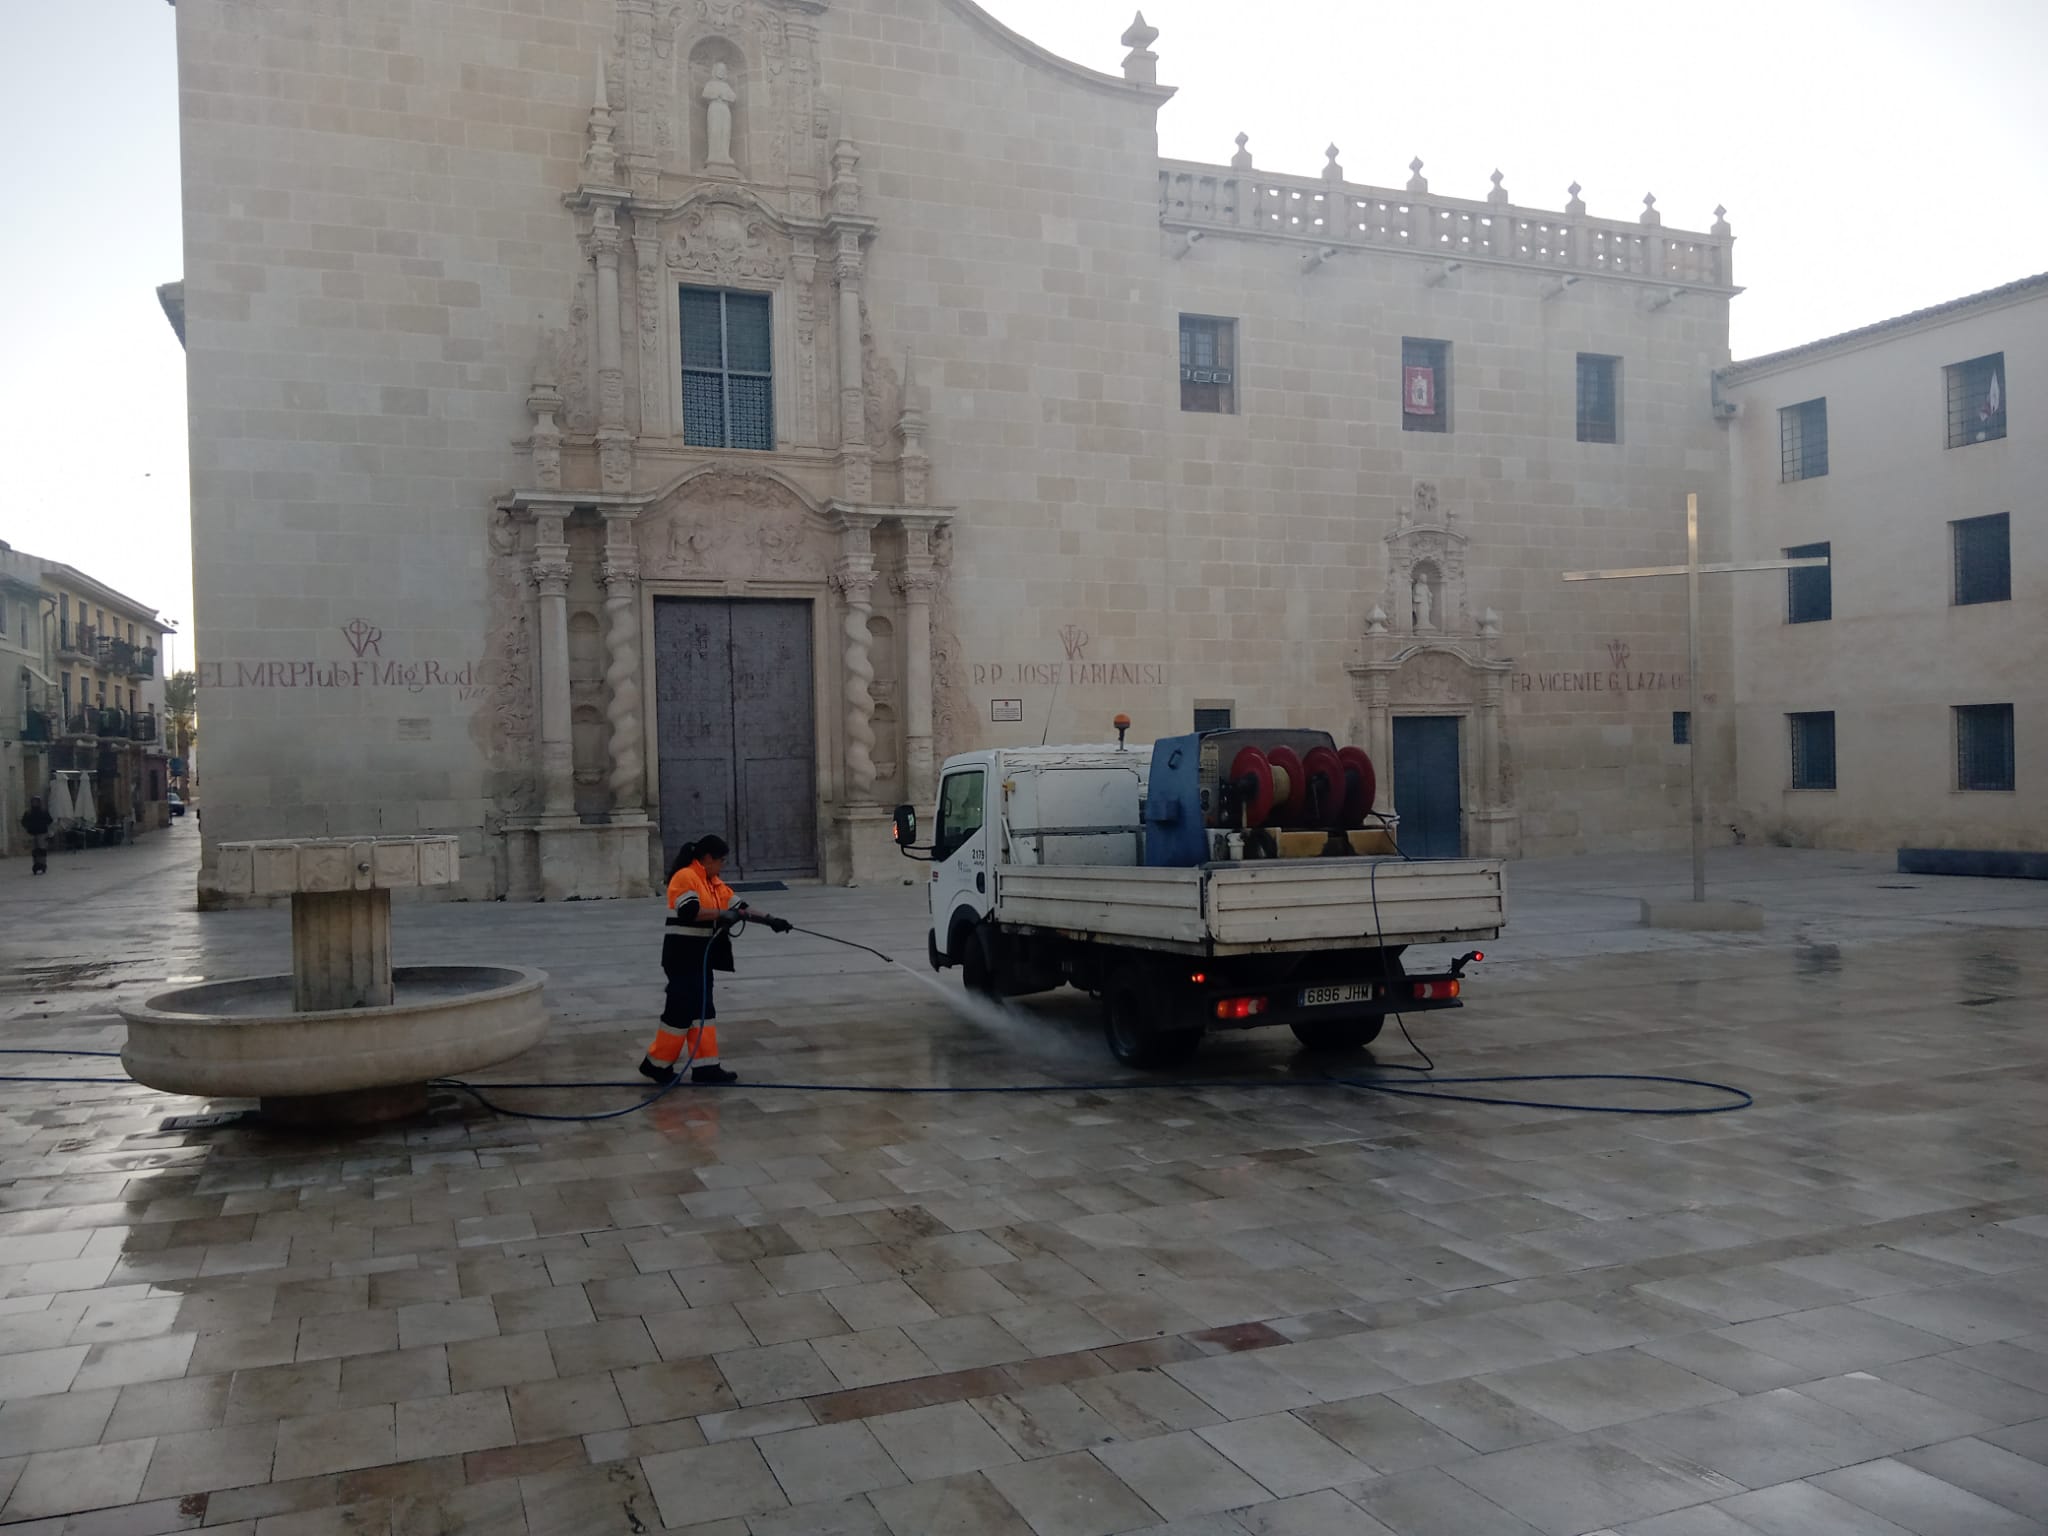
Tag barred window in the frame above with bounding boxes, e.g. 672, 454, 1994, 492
1786, 542, 1832, 624
1401, 338, 1449, 433
1780, 398, 1828, 481
1955, 704, 2015, 792
1180, 316, 1236, 413
680, 287, 773, 450
1945, 352, 2005, 448
1672, 711, 1690, 746
1789, 711, 1836, 790
1576, 354, 1619, 443
1952, 513, 2011, 605
1193, 703, 1234, 732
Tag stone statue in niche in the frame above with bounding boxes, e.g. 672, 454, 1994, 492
1412, 572, 1435, 632
703, 62, 738, 172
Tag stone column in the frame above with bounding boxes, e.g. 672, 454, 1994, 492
893, 523, 939, 807
834, 235, 871, 503
1477, 673, 1504, 812
586, 212, 633, 492
1365, 672, 1392, 807
632, 214, 665, 437
601, 513, 646, 819
532, 515, 576, 824
832, 515, 879, 806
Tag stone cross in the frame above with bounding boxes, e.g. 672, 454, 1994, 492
1564, 493, 1828, 905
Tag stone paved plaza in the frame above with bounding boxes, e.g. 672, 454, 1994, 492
4, 829, 2048, 1534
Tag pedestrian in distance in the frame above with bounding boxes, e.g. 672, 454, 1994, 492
19, 796, 53, 875
638, 834, 792, 1086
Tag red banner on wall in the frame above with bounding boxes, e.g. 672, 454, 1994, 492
1403, 366, 1436, 415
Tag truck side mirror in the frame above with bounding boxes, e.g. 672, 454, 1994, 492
892, 803, 918, 849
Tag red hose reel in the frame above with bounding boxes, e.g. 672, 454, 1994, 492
1227, 743, 1377, 829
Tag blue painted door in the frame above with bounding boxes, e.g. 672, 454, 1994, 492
1392, 715, 1462, 858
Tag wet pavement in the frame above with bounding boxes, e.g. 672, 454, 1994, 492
3, 826, 2047, 1534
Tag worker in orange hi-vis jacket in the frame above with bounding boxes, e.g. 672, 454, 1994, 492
638, 834, 792, 1086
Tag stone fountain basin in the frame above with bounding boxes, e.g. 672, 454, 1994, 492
121, 965, 548, 1100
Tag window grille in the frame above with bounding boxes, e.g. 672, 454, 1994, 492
1786, 542, 1831, 623
1672, 711, 1690, 746
680, 287, 774, 450
1789, 711, 1836, 790
1952, 513, 2011, 605
1179, 316, 1236, 413
1401, 338, 1449, 433
1955, 704, 2015, 792
1945, 353, 2005, 448
1779, 398, 1828, 481
1576, 354, 1619, 443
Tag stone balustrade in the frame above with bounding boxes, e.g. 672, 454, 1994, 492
1159, 157, 1734, 291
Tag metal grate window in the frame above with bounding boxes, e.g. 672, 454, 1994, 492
1576, 354, 1619, 443
1789, 711, 1836, 790
1955, 703, 2015, 792
1952, 513, 2011, 605
1180, 316, 1237, 413
680, 287, 774, 450
1401, 338, 1449, 433
1193, 704, 1234, 732
1786, 542, 1832, 624
1945, 352, 2005, 448
1780, 398, 1828, 481
1672, 711, 1690, 746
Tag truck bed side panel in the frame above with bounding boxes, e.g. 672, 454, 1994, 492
993, 866, 1207, 946
1204, 860, 1504, 948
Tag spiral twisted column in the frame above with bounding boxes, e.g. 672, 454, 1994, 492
600, 516, 645, 818
834, 556, 878, 805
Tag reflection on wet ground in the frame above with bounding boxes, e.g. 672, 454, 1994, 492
2, 832, 2046, 1532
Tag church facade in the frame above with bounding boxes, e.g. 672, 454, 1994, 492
173, 0, 1738, 901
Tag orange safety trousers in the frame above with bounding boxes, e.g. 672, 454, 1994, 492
645, 1020, 717, 1067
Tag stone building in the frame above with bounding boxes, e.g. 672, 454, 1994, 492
1721, 275, 2043, 852
0, 545, 176, 850
172, 0, 1738, 902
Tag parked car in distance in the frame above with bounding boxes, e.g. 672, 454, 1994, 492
167, 791, 186, 818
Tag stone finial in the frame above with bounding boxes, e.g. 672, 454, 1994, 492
1712, 203, 1731, 237
583, 54, 618, 184
1565, 180, 1585, 215
1487, 168, 1508, 206
1406, 157, 1427, 194
1230, 132, 1252, 171
1640, 191, 1661, 227
1120, 11, 1160, 84
1323, 144, 1344, 184
1365, 604, 1389, 636
1478, 607, 1500, 638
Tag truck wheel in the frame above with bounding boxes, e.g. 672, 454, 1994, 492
1105, 978, 1202, 1068
962, 929, 1001, 999
1289, 1017, 1386, 1052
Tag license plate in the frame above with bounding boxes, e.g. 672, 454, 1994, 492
1300, 983, 1376, 1008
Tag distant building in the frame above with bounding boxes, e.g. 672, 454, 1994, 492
0, 544, 55, 855
1721, 274, 2043, 852
0, 545, 177, 851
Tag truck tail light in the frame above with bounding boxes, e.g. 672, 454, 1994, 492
1411, 979, 1461, 1001
1214, 995, 1268, 1020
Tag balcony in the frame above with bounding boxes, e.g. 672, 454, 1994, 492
58, 622, 97, 661
103, 638, 158, 679
22, 709, 54, 743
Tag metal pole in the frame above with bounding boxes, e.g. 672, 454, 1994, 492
1686, 493, 1706, 903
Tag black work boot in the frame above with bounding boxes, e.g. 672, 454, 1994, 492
638, 1056, 678, 1086
691, 1063, 739, 1085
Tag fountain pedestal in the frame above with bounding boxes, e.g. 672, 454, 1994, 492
122, 837, 548, 1126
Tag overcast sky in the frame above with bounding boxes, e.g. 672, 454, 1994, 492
2, 0, 2042, 657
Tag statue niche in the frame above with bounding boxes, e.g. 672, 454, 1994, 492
690, 42, 747, 177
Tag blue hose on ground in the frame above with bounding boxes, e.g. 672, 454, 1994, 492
0, 917, 1753, 1118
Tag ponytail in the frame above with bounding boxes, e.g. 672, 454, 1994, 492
665, 834, 730, 881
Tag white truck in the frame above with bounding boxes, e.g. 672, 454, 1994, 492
893, 726, 1505, 1066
